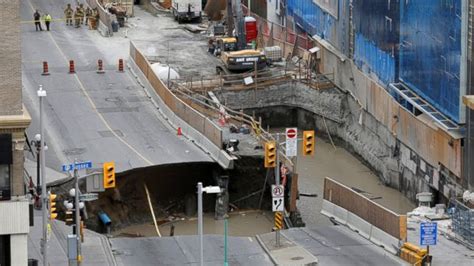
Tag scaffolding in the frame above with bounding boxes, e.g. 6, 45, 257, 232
450, 199, 474, 247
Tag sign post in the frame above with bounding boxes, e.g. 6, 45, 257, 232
420, 222, 437, 264
62, 160, 93, 265
285, 128, 297, 157
271, 185, 284, 212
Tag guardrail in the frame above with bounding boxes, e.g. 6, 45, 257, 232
169, 82, 296, 170
129, 42, 223, 148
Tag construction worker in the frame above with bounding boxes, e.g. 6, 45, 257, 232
85, 7, 92, 26
74, 6, 83, 28
33, 10, 42, 31
78, 4, 85, 25
89, 7, 99, 30
44, 13, 52, 31
64, 4, 73, 26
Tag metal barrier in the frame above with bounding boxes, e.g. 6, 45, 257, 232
450, 199, 474, 246
323, 177, 407, 241
129, 42, 223, 148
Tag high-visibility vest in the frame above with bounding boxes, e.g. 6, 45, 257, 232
45, 14, 52, 22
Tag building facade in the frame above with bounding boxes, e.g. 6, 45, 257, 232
0, 0, 31, 265
279, 0, 474, 199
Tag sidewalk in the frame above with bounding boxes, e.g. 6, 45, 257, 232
256, 230, 318, 265
257, 227, 407, 266
28, 210, 116, 265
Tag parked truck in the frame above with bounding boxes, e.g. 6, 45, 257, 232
172, 0, 202, 23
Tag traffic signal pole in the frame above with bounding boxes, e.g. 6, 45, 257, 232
275, 134, 281, 247
74, 163, 82, 264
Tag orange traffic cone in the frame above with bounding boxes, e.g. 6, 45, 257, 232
177, 127, 182, 136
118, 59, 124, 72
69, 60, 75, 74
97, 59, 105, 74
42, 61, 50, 76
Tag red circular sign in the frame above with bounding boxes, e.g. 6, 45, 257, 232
287, 129, 296, 138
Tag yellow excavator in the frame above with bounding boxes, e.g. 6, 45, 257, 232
209, 0, 267, 74
214, 37, 267, 73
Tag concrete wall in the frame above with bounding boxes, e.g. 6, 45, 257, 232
0, 0, 22, 116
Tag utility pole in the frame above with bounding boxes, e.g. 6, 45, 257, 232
38, 85, 47, 266
197, 182, 204, 266
74, 161, 82, 264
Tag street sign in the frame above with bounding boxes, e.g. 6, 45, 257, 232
420, 222, 437, 246
272, 197, 284, 212
86, 173, 105, 193
272, 185, 284, 198
62, 161, 92, 172
285, 128, 297, 157
79, 193, 99, 202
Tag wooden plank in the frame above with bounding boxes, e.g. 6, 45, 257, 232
463, 95, 474, 110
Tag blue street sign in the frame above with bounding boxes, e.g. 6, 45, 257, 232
62, 161, 92, 172
420, 222, 437, 246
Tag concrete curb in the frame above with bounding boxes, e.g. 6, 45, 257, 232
255, 235, 278, 265
127, 58, 234, 169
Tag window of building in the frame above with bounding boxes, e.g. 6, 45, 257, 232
0, 134, 12, 201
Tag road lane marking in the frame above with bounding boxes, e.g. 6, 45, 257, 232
26, 0, 153, 166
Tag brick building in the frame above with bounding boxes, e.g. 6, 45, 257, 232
0, 0, 32, 265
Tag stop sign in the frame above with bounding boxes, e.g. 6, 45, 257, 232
286, 128, 297, 138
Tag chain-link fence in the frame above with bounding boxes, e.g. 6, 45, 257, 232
450, 199, 474, 246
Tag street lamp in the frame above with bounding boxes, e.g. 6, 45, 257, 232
30, 133, 47, 201
197, 182, 222, 266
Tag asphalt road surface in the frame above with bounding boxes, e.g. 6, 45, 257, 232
21, 0, 213, 174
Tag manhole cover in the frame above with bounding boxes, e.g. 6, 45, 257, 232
291, 256, 304, 261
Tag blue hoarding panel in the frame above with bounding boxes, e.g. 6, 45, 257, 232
353, 0, 400, 85
399, 0, 462, 122
287, 0, 349, 55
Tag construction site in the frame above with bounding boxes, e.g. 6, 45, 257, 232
6, 0, 473, 265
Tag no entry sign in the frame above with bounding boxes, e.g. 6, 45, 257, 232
286, 128, 297, 157
287, 128, 297, 138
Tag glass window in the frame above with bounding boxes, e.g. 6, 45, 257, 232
0, 164, 10, 200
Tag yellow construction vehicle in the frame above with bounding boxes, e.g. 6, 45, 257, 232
214, 37, 267, 73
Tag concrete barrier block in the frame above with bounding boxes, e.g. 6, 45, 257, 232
346, 212, 372, 239
320, 200, 348, 225
332, 204, 348, 225
369, 226, 399, 255
320, 200, 336, 219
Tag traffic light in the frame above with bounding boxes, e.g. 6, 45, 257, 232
65, 210, 74, 225
103, 161, 116, 189
49, 192, 58, 220
264, 141, 277, 168
302, 130, 315, 156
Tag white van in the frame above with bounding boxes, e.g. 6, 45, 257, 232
171, 0, 202, 23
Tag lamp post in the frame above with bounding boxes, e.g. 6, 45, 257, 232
197, 182, 222, 266
37, 85, 48, 266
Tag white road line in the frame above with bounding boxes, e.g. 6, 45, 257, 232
26, 0, 153, 166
